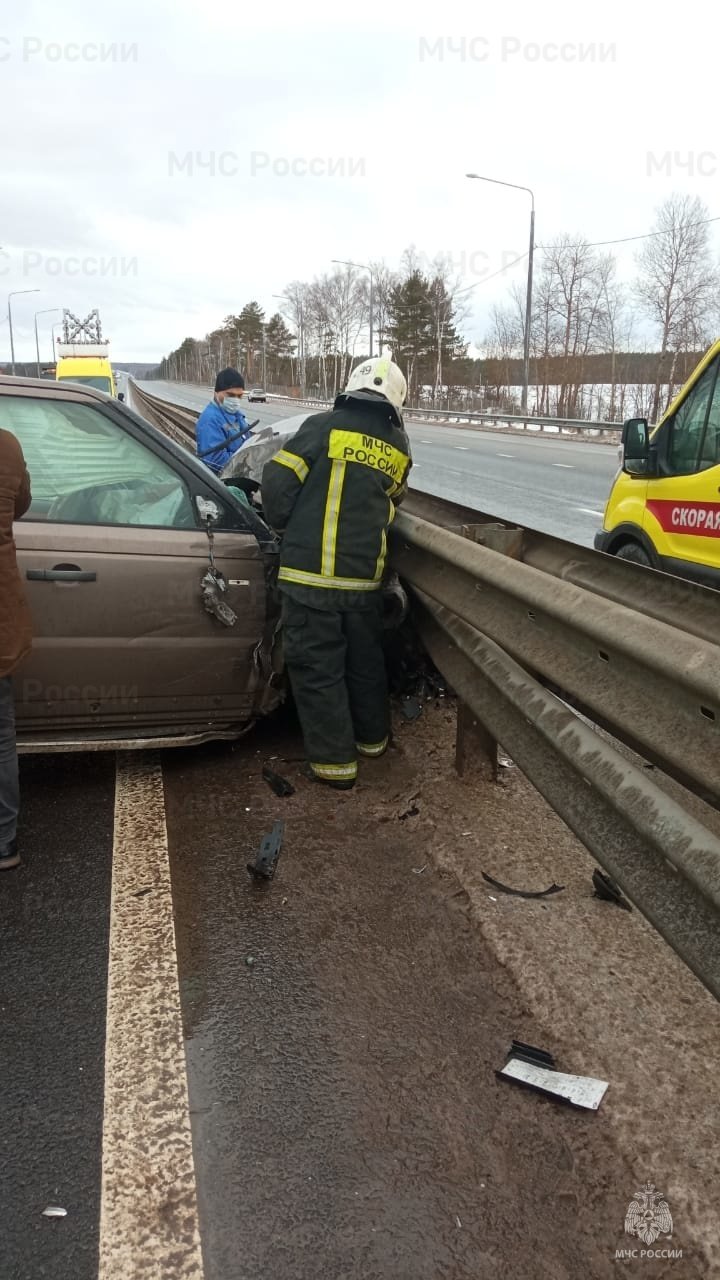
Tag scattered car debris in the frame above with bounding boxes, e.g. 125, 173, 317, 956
398, 799, 420, 821
385, 625, 449, 704
42, 1206, 67, 1218
455, 1215, 462, 1229
592, 869, 632, 911
412, 864, 428, 875
481, 871, 565, 899
401, 696, 423, 722
496, 1040, 608, 1111
245, 955, 256, 967
262, 765, 295, 797
247, 821, 285, 882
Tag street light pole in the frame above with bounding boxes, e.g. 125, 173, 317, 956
331, 259, 374, 358
466, 173, 535, 414
34, 308, 61, 377
8, 289, 40, 375
523, 205, 535, 416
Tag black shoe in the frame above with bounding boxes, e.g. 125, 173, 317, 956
0, 839, 20, 871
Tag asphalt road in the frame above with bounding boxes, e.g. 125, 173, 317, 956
136, 381, 618, 548
6, 704, 718, 1279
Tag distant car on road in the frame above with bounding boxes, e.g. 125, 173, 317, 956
248, 387, 267, 403
1, 374, 283, 751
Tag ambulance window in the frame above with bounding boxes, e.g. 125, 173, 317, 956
666, 359, 719, 474
698, 365, 720, 468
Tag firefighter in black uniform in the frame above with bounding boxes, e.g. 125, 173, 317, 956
261, 354, 411, 789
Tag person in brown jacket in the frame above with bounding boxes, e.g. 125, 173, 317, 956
0, 429, 32, 869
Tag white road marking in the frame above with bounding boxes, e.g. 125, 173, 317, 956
420, 440, 433, 445
99, 755, 204, 1280
552, 463, 575, 469
576, 507, 604, 517
453, 446, 469, 451
496, 453, 516, 458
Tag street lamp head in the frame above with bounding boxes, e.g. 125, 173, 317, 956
332, 257, 370, 271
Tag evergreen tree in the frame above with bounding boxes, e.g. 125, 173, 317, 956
264, 312, 296, 384
386, 270, 434, 398
222, 303, 266, 377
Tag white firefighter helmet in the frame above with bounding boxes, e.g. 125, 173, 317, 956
344, 350, 407, 411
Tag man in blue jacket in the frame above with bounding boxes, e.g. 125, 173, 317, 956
196, 368, 253, 473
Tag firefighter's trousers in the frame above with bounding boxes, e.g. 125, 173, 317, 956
281, 591, 389, 785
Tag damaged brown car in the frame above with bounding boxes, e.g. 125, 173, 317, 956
1, 375, 283, 750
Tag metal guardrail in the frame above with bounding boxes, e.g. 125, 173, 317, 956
416, 599, 720, 1001
132, 374, 720, 998
129, 381, 198, 447
140, 380, 621, 438
392, 511, 720, 802
262, 391, 623, 437
391, 512, 720, 1001
405, 407, 621, 434
402, 490, 719, 648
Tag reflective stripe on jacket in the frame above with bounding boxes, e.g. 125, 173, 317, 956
261, 394, 411, 599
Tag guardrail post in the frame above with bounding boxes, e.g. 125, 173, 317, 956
455, 700, 498, 780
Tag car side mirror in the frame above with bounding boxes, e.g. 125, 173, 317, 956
117, 392, 125, 402
621, 417, 650, 476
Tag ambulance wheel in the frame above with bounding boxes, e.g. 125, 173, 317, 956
614, 541, 651, 566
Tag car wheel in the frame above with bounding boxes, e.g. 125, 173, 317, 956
614, 541, 652, 567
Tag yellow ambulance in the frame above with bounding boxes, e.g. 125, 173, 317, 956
54, 310, 119, 397
55, 352, 116, 396
595, 340, 720, 589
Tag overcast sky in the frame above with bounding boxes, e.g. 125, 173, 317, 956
1, 0, 718, 363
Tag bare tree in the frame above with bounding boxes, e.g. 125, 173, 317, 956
634, 195, 719, 418
481, 304, 522, 405
369, 261, 399, 354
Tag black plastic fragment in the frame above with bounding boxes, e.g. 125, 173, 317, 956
247, 821, 285, 881
401, 696, 423, 722
506, 1039, 556, 1069
262, 765, 295, 797
481, 871, 565, 898
592, 868, 632, 911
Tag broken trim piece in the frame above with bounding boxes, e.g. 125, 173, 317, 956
481, 871, 565, 899
496, 1041, 609, 1111
247, 821, 285, 881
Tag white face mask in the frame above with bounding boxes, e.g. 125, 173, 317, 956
222, 395, 243, 414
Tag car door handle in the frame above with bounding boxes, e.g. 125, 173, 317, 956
26, 566, 97, 582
